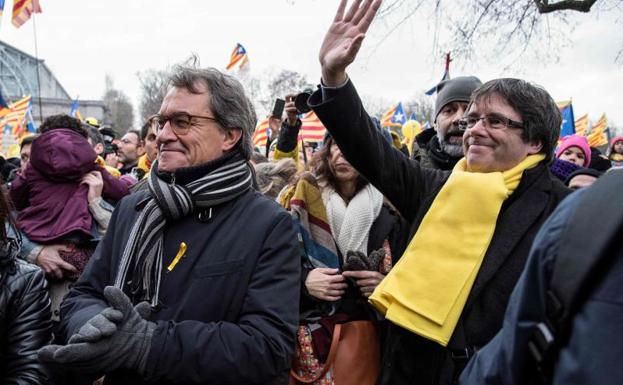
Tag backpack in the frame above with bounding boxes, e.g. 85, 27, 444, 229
528, 169, 623, 383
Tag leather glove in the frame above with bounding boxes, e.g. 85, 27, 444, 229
39, 286, 156, 375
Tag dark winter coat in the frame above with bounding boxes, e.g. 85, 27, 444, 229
460, 170, 623, 385
58, 188, 301, 385
9, 129, 129, 243
411, 128, 461, 170
1, 250, 53, 385
309, 79, 570, 385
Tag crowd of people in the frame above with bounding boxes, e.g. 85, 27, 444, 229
1, 1, 622, 385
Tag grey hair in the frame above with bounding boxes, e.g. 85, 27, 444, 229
168, 61, 256, 159
470, 78, 561, 162
254, 158, 298, 199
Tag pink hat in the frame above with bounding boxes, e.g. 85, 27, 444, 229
555, 134, 591, 167
610, 136, 623, 149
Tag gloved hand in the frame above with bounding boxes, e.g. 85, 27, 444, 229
343, 248, 386, 271
38, 286, 156, 375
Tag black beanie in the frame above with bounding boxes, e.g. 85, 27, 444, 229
434, 76, 483, 122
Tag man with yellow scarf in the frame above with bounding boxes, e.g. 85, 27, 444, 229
308, 1, 571, 384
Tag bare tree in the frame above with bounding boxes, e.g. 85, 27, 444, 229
344, 0, 622, 64
137, 69, 170, 124
102, 75, 135, 133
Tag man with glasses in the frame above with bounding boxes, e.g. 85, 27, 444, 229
39, 64, 301, 385
305, 1, 570, 384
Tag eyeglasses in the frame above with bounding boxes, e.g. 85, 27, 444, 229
149, 112, 219, 136
458, 114, 524, 131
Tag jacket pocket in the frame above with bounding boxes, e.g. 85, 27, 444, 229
193, 259, 244, 278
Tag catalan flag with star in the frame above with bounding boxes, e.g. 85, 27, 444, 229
226, 43, 249, 71
381, 103, 407, 127
574, 114, 589, 137
556, 100, 575, 137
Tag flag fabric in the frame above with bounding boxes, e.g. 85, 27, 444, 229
381, 103, 407, 127
69, 98, 83, 120
0, 90, 9, 118
0, 0, 5, 29
425, 52, 452, 95
299, 111, 326, 143
1, 96, 31, 137
12, 0, 42, 28
252, 118, 270, 148
586, 114, 608, 147
409, 112, 418, 121
574, 114, 589, 137
226, 43, 249, 71
556, 100, 575, 137
425, 70, 449, 95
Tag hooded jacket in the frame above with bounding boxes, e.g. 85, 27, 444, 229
10, 129, 129, 243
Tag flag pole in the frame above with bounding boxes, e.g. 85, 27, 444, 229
32, 12, 44, 122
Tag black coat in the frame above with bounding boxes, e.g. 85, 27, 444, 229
0, 258, 52, 385
59, 189, 301, 385
309, 79, 570, 385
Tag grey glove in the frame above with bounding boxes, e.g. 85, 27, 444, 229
343, 248, 386, 271
38, 286, 156, 375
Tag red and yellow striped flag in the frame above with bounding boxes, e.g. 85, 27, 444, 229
574, 114, 589, 136
252, 118, 270, 148
0, 96, 31, 137
586, 113, 608, 147
299, 111, 326, 143
12, 0, 42, 28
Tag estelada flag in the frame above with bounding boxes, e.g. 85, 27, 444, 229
381, 103, 407, 127
12, 0, 42, 28
299, 111, 326, 143
226, 43, 249, 71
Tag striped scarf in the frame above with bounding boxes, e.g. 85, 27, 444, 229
114, 154, 253, 305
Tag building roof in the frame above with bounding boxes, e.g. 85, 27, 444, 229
0, 39, 72, 100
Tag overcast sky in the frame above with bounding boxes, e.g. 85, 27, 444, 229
1, 0, 622, 127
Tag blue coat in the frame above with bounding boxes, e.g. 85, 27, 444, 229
59, 188, 301, 385
460, 187, 623, 385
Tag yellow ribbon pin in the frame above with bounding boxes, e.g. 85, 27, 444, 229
167, 242, 187, 272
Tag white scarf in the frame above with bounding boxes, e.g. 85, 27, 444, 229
322, 183, 384, 258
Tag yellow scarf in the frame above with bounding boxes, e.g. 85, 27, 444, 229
610, 153, 623, 162
95, 156, 121, 178
369, 154, 545, 346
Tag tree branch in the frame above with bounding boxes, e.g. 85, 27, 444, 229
533, 0, 598, 14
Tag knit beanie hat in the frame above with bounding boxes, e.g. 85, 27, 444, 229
610, 136, 623, 151
555, 134, 591, 167
434, 76, 483, 122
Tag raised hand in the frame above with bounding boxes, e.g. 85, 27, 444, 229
319, 0, 382, 86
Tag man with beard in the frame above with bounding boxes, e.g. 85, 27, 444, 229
412, 76, 482, 170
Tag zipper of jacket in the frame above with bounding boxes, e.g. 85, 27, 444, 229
171, 173, 176, 186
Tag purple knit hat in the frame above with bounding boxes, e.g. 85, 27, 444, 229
555, 134, 591, 167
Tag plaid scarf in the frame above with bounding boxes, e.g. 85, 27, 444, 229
114, 153, 253, 305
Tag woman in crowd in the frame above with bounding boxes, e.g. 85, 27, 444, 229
0, 188, 52, 385
279, 133, 407, 383
608, 136, 623, 167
